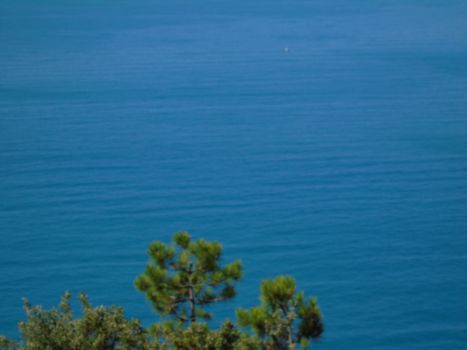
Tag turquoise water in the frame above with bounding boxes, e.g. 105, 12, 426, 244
1, 1, 466, 348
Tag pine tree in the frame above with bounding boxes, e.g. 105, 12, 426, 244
236, 276, 323, 350
135, 231, 243, 324
0, 292, 150, 350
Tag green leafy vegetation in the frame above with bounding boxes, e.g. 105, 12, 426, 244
237, 276, 323, 350
135, 231, 242, 324
0, 292, 150, 350
1, 232, 323, 350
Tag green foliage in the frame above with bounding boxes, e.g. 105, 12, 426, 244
1, 292, 151, 350
1, 233, 324, 350
0, 336, 17, 350
135, 231, 243, 324
148, 321, 259, 350
237, 276, 323, 350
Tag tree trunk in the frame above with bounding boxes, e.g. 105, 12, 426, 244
287, 323, 294, 349
280, 305, 294, 349
188, 263, 196, 323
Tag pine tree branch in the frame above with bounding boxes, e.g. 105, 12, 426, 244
171, 307, 187, 322
198, 296, 227, 305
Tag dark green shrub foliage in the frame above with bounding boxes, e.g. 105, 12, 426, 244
1, 292, 149, 350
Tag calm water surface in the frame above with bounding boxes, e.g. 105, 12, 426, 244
1, 1, 466, 348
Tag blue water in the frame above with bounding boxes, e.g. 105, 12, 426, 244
1, 1, 466, 348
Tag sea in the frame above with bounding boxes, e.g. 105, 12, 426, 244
1, 1, 466, 348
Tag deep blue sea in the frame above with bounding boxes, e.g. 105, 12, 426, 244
1, 1, 466, 348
